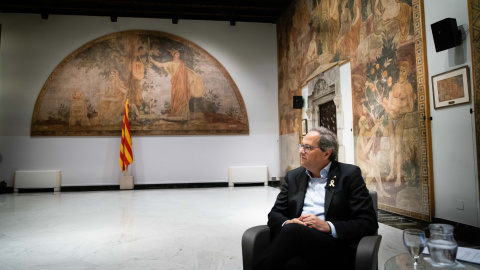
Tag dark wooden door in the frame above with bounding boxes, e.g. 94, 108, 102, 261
319, 100, 336, 133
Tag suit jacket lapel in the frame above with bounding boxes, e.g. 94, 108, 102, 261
325, 161, 338, 218
294, 169, 309, 217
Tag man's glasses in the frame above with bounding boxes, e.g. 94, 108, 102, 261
299, 144, 321, 153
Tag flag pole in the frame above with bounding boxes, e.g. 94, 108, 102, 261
123, 141, 129, 176
119, 98, 133, 189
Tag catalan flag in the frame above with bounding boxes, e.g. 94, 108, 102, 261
119, 99, 133, 172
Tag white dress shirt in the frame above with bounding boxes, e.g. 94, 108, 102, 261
302, 162, 338, 238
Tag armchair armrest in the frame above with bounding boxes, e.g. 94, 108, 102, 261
355, 235, 382, 270
242, 225, 271, 270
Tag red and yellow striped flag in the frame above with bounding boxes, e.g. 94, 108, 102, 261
119, 99, 133, 172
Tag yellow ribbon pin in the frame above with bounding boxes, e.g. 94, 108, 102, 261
329, 180, 335, 188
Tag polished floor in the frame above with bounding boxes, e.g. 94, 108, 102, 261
0, 186, 446, 269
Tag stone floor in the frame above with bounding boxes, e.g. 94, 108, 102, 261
0, 186, 478, 269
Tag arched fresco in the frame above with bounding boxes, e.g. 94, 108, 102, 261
31, 30, 249, 136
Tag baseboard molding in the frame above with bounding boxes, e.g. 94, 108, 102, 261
61, 185, 120, 192
233, 182, 264, 187
1, 179, 283, 193
0, 187, 13, 194
60, 182, 229, 191
134, 182, 228, 189
0, 183, 231, 193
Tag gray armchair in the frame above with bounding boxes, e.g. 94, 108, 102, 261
242, 190, 382, 270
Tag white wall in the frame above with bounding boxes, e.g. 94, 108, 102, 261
339, 62, 354, 165
425, 0, 480, 226
0, 14, 279, 186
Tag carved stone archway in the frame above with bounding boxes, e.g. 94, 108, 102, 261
306, 65, 347, 162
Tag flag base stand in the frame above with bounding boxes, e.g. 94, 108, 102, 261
120, 175, 134, 190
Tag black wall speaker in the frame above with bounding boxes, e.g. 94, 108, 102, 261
293, 96, 304, 109
431, 18, 462, 52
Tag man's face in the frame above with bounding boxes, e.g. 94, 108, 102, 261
300, 131, 332, 175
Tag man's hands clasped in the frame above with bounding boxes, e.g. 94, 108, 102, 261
285, 214, 331, 233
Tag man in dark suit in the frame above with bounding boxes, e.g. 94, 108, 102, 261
254, 127, 378, 270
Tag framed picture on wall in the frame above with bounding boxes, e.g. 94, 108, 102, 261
431, 65, 471, 109
302, 119, 307, 135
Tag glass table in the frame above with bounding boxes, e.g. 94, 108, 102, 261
385, 253, 480, 270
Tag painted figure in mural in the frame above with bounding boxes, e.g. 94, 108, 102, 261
97, 69, 128, 125
150, 49, 205, 119
328, 0, 340, 55
279, 48, 289, 93
377, 61, 414, 186
356, 115, 390, 198
304, 31, 318, 65
303, 31, 318, 75
289, 0, 311, 83
374, 0, 412, 42
254, 127, 378, 270
287, 39, 299, 91
69, 88, 90, 126
337, 0, 362, 57
338, 1, 352, 37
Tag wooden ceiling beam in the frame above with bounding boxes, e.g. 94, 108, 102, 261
0, 0, 292, 23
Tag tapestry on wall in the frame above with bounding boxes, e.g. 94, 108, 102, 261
31, 30, 249, 136
277, 0, 432, 221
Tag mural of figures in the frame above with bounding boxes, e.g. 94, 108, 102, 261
277, 0, 431, 220
31, 30, 248, 136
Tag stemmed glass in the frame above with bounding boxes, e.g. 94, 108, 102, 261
403, 229, 427, 269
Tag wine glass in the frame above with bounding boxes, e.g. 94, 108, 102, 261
403, 229, 427, 269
